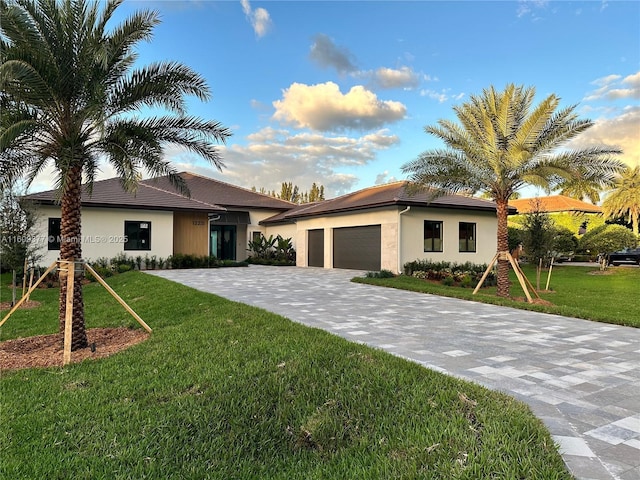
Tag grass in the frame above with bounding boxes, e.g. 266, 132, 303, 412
0, 271, 572, 479
354, 264, 640, 328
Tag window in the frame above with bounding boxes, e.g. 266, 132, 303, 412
48, 217, 61, 250
459, 222, 476, 252
124, 221, 151, 251
252, 231, 262, 243
424, 220, 443, 252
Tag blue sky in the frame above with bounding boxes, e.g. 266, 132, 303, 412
34, 0, 640, 198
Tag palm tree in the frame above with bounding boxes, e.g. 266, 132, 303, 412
557, 169, 603, 204
0, 0, 231, 350
402, 84, 623, 297
602, 165, 640, 235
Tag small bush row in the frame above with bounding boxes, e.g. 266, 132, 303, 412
404, 259, 496, 287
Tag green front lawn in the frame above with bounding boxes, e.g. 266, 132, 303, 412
0, 272, 571, 479
354, 264, 640, 328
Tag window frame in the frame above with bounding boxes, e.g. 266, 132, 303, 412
47, 217, 61, 250
459, 222, 477, 253
124, 220, 151, 251
423, 220, 443, 252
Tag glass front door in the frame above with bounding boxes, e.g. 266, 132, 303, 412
210, 225, 236, 260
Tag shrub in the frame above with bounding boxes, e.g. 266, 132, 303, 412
117, 264, 132, 273
406, 259, 496, 287
578, 224, 638, 255
442, 276, 455, 286
365, 269, 395, 278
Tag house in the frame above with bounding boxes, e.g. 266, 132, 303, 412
26, 173, 507, 273
262, 181, 510, 272
26, 172, 294, 266
508, 195, 605, 235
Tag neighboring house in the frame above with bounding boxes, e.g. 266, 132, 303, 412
262, 181, 511, 272
509, 195, 605, 234
27, 173, 508, 273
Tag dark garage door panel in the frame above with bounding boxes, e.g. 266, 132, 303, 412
333, 225, 381, 271
308, 229, 324, 267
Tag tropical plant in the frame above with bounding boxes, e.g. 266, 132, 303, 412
0, 0, 231, 350
402, 84, 623, 297
556, 166, 603, 204
578, 224, 638, 256
0, 184, 43, 303
247, 234, 277, 259
602, 165, 640, 235
520, 202, 556, 289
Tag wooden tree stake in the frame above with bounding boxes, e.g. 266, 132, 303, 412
473, 251, 539, 303
0, 261, 58, 328
84, 263, 152, 333
62, 260, 75, 365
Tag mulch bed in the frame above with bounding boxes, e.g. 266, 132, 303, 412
0, 327, 149, 371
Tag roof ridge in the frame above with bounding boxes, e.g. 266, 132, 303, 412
140, 182, 225, 210
178, 171, 297, 206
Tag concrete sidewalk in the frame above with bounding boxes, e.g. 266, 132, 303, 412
148, 266, 640, 480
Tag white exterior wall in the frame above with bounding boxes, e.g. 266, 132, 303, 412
35, 205, 173, 266
293, 206, 498, 274
400, 207, 497, 269
294, 208, 399, 271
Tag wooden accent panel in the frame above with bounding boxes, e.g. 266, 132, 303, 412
173, 212, 209, 256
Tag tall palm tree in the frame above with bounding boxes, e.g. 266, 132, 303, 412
557, 169, 603, 204
0, 0, 231, 350
602, 165, 640, 235
402, 84, 623, 297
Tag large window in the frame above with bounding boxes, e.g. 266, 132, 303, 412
424, 220, 443, 252
124, 221, 151, 251
48, 217, 61, 250
459, 222, 476, 252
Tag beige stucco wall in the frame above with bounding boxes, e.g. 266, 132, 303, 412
292, 206, 498, 273
236, 209, 295, 261
293, 208, 400, 271
400, 207, 497, 268
35, 205, 173, 266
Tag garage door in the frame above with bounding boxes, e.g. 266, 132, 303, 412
308, 229, 324, 267
333, 225, 381, 271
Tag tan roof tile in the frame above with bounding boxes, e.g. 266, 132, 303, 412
509, 195, 602, 214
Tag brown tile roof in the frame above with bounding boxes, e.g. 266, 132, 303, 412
143, 172, 295, 211
24, 177, 225, 213
509, 195, 602, 214
262, 181, 508, 223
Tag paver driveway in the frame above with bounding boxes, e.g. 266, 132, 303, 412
148, 266, 640, 480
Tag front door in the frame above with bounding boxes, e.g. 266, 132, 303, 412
210, 225, 236, 260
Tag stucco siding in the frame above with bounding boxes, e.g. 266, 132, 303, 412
400, 207, 497, 268
35, 206, 173, 266
294, 208, 399, 270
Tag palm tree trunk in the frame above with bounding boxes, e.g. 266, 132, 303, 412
58, 165, 88, 350
496, 199, 511, 298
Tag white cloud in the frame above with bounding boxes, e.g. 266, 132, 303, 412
374, 171, 398, 185
272, 82, 407, 132
309, 34, 357, 74
370, 66, 420, 90
585, 71, 640, 101
240, 0, 272, 38
517, 0, 549, 18
419, 88, 460, 103
569, 106, 640, 169
191, 127, 401, 196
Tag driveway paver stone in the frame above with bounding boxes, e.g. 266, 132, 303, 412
148, 266, 640, 480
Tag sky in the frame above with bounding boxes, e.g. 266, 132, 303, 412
31, 0, 640, 199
